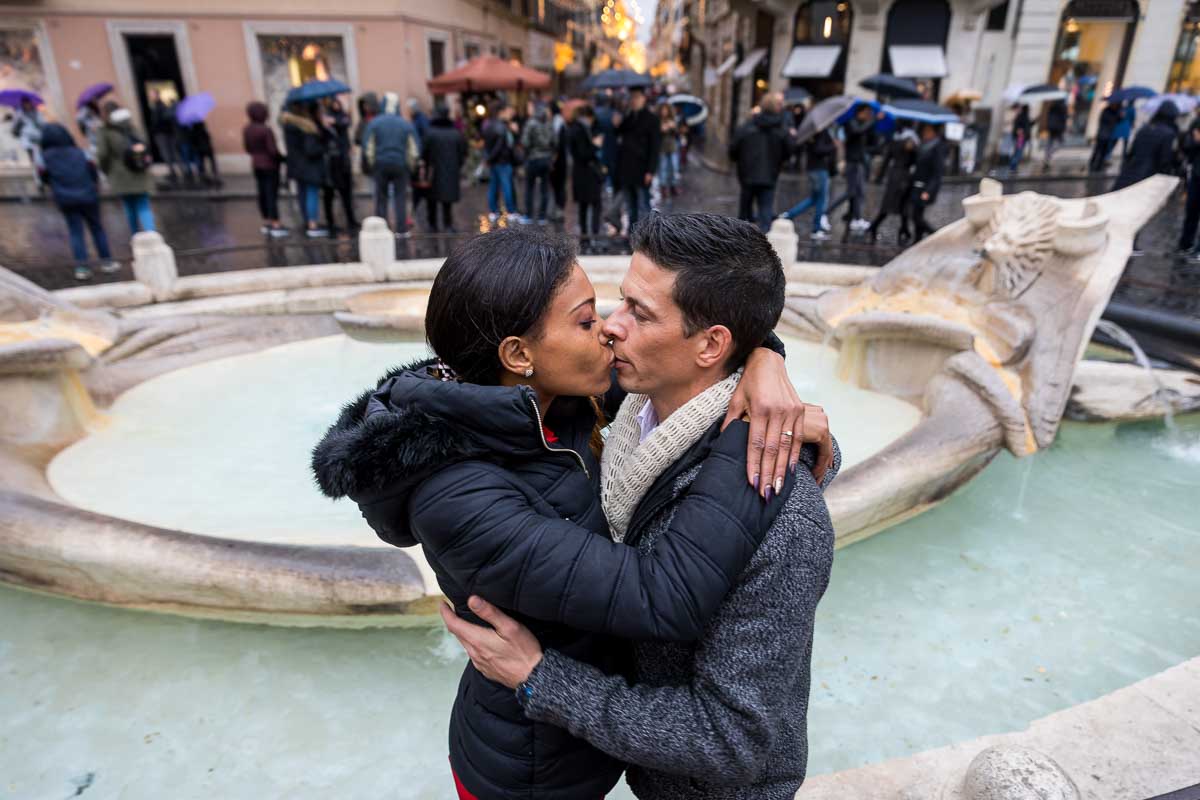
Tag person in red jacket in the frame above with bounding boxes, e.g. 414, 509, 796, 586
242, 101, 287, 237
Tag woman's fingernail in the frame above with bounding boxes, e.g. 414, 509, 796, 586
753, 474, 760, 491
791, 463, 798, 475
764, 487, 774, 503
774, 477, 784, 495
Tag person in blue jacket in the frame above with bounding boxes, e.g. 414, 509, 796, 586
38, 123, 116, 281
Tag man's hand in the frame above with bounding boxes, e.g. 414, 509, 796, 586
644, 172, 653, 187
921, 191, 930, 202
440, 596, 543, 690
725, 348, 834, 497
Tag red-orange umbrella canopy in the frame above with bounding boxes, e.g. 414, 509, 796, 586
428, 55, 551, 94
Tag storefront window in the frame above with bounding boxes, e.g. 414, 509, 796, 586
1168, 5, 1200, 94
1049, 0, 1138, 140
794, 0, 852, 45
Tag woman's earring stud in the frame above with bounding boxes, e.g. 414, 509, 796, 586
524, 368, 534, 377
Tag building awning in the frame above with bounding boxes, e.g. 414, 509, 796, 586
888, 45, 948, 79
715, 53, 738, 76
733, 48, 768, 79
1063, 0, 1138, 20
781, 45, 842, 78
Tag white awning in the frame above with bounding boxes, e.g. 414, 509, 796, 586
733, 48, 768, 79
781, 45, 842, 78
888, 45, 948, 79
715, 53, 738, 76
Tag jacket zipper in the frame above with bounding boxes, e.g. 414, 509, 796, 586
526, 394, 591, 478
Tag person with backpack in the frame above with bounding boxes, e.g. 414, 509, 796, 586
363, 92, 419, 236
39, 123, 116, 281
96, 101, 155, 236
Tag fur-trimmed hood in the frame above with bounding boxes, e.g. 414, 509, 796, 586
310, 358, 596, 546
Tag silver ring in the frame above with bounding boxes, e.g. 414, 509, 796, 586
781, 430, 793, 439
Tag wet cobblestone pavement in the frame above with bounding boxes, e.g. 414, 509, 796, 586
2, 165, 1198, 327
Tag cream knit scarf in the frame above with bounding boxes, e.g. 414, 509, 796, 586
601, 370, 741, 542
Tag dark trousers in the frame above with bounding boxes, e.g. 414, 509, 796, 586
253, 167, 280, 221
828, 160, 866, 220
624, 183, 651, 229
869, 208, 911, 242
525, 157, 552, 220
427, 200, 454, 232
1181, 170, 1200, 251
578, 197, 602, 235
913, 196, 936, 241
1089, 138, 1111, 172
374, 166, 409, 233
61, 203, 111, 265
324, 158, 357, 230
738, 183, 776, 232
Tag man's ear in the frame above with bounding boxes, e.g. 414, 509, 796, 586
694, 325, 734, 370
498, 336, 533, 378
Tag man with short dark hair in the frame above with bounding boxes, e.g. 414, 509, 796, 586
729, 92, 792, 232
445, 213, 839, 800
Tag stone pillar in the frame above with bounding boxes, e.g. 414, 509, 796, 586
845, 8, 888, 95
1124, 0, 1186, 92
131, 231, 177, 302
767, 218, 799, 271
358, 216, 395, 281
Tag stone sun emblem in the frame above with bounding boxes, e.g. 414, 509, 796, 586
976, 193, 1060, 299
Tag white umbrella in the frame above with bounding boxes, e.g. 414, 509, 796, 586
1145, 93, 1198, 116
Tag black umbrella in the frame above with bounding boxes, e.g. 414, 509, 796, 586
783, 87, 811, 105
859, 74, 921, 99
581, 69, 652, 91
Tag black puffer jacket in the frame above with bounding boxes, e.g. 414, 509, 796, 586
728, 111, 791, 188
1114, 101, 1181, 191
311, 360, 786, 800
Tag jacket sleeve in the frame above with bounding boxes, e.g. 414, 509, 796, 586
521, 469, 833, 783
408, 420, 789, 642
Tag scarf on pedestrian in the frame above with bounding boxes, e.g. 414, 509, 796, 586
600, 370, 741, 542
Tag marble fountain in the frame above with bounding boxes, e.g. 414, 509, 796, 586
2, 182, 1199, 799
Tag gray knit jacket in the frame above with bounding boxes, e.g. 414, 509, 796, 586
520, 437, 839, 800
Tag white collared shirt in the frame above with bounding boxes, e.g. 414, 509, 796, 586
637, 400, 660, 443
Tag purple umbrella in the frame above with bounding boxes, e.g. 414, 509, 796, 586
76, 82, 113, 109
0, 89, 44, 108
175, 92, 215, 125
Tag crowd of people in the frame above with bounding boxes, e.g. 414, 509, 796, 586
728, 92, 948, 244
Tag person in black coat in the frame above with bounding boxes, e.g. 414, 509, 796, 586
1009, 104, 1032, 173
867, 127, 918, 245
1043, 99, 1068, 171
320, 98, 358, 233
728, 92, 792, 231
1090, 101, 1122, 173
420, 104, 467, 232
1113, 100, 1180, 191
911, 123, 945, 242
38, 122, 114, 281
281, 102, 329, 236
1178, 113, 1200, 253
311, 226, 811, 800
567, 104, 605, 241
614, 87, 661, 229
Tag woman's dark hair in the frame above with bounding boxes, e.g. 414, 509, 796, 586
425, 227, 578, 385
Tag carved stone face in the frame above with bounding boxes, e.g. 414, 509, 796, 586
976, 193, 1059, 299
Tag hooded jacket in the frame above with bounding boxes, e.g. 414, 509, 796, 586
421, 109, 467, 203
243, 102, 281, 172
311, 360, 788, 800
39, 123, 98, 208
280, 109, 327, 186
363, 94, 418, 173
96, 113, 153, 196
729, 111, 791, 188
1114, 101, 1180, 191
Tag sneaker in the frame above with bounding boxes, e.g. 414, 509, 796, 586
99, 261, 122, 274
268, 226, 290, 238
820, 215, 832, 232
487, 212, 499, 223
850, 218, 871, 231
305, 227, 329, 238
811, 230, 830, 241
74, 266, 94, 281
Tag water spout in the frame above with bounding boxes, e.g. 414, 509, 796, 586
1093, 320, 1177, 432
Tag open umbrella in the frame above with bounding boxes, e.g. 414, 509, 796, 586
1019, 83, 1069, 104
1105, 85, 1156, 103
795, 95, 856, 144
581, 68, 652, 91
76, 82, 113, 109
666, 93, 707, 125
883, 98, 959, 124
859, 74, 921, 99
285, 79, 351, 106
783, 87, 811, 106
1145, 93, 1198, 116
428, 55, 550, 93
0, 88, 43, 108
175, 92, 215, 125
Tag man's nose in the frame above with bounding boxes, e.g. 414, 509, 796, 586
601, 314, 625, 341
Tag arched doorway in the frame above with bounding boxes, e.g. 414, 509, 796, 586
1049, 0, 1139, 139
781, 0, 854, 99
882, 0, 950, 100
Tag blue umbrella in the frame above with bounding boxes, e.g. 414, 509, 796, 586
1077, 75, 1098, 86
859, 74, 921, 99
284, 79, 351, 105
175, 92, 215, 125
1105, 85, 1156, 103
0, 88, 43, 108
882, 99, 959, 125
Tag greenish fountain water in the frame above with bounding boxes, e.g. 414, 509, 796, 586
4, 336, 1197, 799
